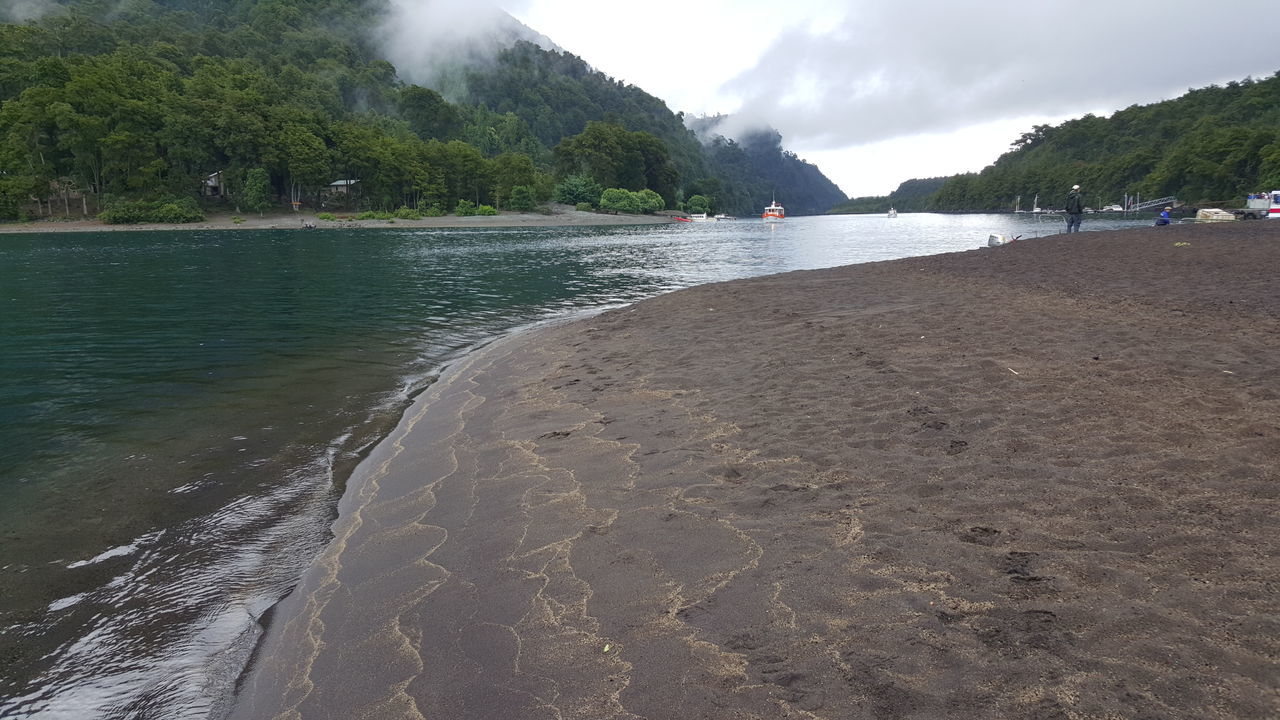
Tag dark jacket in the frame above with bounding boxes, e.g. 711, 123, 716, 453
1065, 191, 1084, 214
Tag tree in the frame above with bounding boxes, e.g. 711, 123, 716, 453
553, 121, 679, 199
277, 123, 330, 205
686, 194, 711, 214
242, 167, 273, 215
398, 85, 461, 140
635, 188, 664, 213
491, 151, 536, 208
600, 187, 640, 213
507, 185, 536, 211
554, 173, 602, 205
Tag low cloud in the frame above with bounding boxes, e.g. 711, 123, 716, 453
722, 0, 1278, 150
3, 0, 57, 22
377, 0, 556, 89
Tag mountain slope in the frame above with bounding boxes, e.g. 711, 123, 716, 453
0, 0, 848, 219
928, 73, 1280, 211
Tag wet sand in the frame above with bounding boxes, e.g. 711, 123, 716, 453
232, 221, 1280, 719
0, 204, 674, 233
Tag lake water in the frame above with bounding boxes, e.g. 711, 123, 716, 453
0, 212, 1151, 718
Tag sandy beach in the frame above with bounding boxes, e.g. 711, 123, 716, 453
0, 204, 676, 233
231, 220, 1279, 719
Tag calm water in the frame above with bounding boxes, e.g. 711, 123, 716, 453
0, 213, 1150, 718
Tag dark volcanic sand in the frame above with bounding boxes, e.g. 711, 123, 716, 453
233, 221, 1280, 720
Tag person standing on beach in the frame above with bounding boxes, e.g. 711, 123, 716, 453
1065, 184, 1084, 233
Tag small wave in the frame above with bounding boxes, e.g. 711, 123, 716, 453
65, 534, 158, 569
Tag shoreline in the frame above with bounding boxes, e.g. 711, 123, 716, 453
230, 220, 1280, 719
0, 204, 676, 234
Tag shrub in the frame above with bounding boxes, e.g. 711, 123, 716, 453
232, 216, 244, 224
424, 204, 445, 217
394, 206, 422, 220
317, 212, 338, 221
575, 202, 593, 212
476, 204, 498, 216
686, 194, 711, 215
151, 199, 204, 223
599, 188, 640, 214
99, 197, 204, 224
356, 210, 396, 220
636, 189, 665, 214
454, 200, 477, 216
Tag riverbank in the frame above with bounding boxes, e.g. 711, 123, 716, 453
0, 204, 676, 233
233, 220, 1279, 719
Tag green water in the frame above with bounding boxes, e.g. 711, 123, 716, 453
0, 225, 692, 717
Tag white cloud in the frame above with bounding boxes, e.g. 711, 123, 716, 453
379, 0, 554, 88
500, 1, 1277, 196
723, 0, 1277, 152
3, 0, 57, 22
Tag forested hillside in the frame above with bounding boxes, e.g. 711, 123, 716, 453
687, 116, 847, 217
831, 73, 1280, 214
0, 0, 847, 221
827, 177, 947, 215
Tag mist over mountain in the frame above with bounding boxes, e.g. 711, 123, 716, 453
376, 0, 560, 95
0, 0, 848, 220
688, 115, 848, 216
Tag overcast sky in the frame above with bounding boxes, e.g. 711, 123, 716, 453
497, 0, 1276, 198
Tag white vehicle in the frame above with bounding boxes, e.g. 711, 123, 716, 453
1239, 191, 1280, 220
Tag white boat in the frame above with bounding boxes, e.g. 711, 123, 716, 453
713, 213, 736, 220
887, 207, 897, 218
688, 212, 715, 222
762, 200, 785, 222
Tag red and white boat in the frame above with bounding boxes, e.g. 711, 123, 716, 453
762, 199, 785, 222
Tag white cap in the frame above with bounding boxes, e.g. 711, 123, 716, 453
1072, 185, 1080, 190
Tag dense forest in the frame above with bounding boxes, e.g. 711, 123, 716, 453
0, 0, 848, 222
832, 72, 1280, 214
687, 116, 847, 216
827, 177, 947, 215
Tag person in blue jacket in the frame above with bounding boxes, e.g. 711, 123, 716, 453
1155, 206, 1171, 226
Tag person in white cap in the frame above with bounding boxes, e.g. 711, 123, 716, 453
1064, 184, 1084, 233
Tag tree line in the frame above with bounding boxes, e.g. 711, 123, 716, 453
1, 0, 850, 222
831, 72, 1280, 214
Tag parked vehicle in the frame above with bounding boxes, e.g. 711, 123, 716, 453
1236, 191, 1280, 220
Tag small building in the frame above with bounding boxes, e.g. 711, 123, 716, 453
203, 171, 226, 197
328, 179, 359, 195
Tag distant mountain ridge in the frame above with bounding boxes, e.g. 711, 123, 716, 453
454, 41, 847, 215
